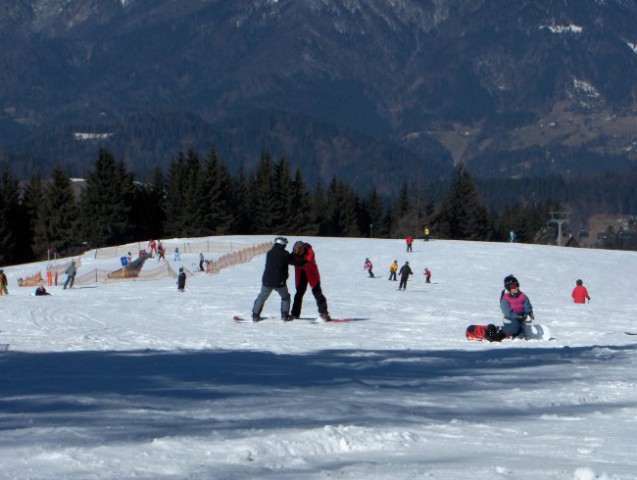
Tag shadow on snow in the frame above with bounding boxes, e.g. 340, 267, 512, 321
0, 344, 635, 446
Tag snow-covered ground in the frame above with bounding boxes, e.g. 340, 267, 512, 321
1, 235, 636, 480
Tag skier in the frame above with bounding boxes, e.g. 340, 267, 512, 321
509, 230, 516, 243
289, 241, 330, 321
199, 253, 205, 272
157, 242, 166, 261
177, 267, 186, 292
364, 258, 374, 277
148, 239, 157, 258
251, 237, 292, 322
499, 274, 534, 338
398, 261, 413, 290
388, 260, 398, 281
63, 261, 77, 289
424, 226, 430, 242
424, 267, 431, 283
0, 268, 8, 295
406, 235, 414, 252
174, 247, 181, 261
572, 279, 590, 304
35, 285, 51, 296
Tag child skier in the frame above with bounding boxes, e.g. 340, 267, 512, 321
499, 274, 534, 338
424, 267, 431, 283
177, 267, 187, 292
364, 258, 374, 277
571, 279, 590, 303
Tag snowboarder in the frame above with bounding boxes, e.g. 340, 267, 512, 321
398, 261, 413, 290
364, 258, 374, 277
177, 267, 186, 292
63, 261, 77, 289
0, 268, 8, 295
388, 260, 398, 281
572, 279, 590, 304
174, 247, 181, 261
35, 285, 50, 296
500, 274, 534, 338
423, 226, 430, 242
424, 267, 431, 283
251, 237, 292, 321
406, 235, 414, 252
289, 241, 330, 321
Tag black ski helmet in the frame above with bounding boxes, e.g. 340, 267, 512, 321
504, 274, 519, 290
576, 279, 583, 285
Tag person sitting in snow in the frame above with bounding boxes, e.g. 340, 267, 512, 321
499, 274, 534, 338
35, 285, 51, 296
571, 279, 590, 304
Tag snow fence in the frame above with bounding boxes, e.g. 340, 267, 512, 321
19, 240, 272, 287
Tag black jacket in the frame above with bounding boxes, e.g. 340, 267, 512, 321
399, 264, 413, 279
261, 243, 291, 287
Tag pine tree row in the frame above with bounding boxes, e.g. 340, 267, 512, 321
0, 146, 604, 266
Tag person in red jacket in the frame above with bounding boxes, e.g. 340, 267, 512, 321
406, 235, 414, 252
572, 279, 591, 304
290, 241, 331, 321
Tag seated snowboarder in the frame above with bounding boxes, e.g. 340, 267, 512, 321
35, 285, 51, 296
495, 274, 534, 340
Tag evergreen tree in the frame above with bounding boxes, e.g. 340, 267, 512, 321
311, 179, 327, 235
0, 165, 25, 265
324, 178, 361, 237
201, 146, 234, 234
164, 152, 190, 236
248, 151, 277, 233
23, 174, 46, 258
181, 148, 207, 236
287, 169, 318, 235
79, 148, 135, 247
434, 164, 493, 240
33, 165, 79, 257
362, 188, 386, 237
231, 165, 250, 234
130, 166, 166, 241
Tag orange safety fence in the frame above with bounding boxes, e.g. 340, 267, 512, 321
17, 271, 44, 287
72, 242, 270, 285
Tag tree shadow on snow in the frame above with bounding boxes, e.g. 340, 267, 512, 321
0, 343, 635, 446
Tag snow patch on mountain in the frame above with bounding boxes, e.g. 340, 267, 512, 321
540, 24, 583, 34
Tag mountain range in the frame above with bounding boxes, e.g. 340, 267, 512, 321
1, 0, 637, 193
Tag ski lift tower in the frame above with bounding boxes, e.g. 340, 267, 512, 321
548, 211, 570, 246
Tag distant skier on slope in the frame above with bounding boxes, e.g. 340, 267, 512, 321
398, 261, 413, 290
572, 279, 590, 303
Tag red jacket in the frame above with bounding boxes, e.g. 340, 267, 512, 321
572, 285, 590, 303
406, 236, 414, 245
293, 243, 321, 288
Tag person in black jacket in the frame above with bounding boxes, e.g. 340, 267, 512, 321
252, 237, 293, 322
176, 267, 186, 292
398, 261, 413, 291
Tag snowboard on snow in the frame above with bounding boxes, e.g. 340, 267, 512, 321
233, 315, 351, 323
466, 323, 551, 342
